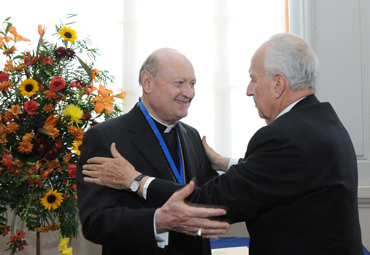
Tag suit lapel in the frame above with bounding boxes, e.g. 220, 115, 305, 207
127, 105, 177, 182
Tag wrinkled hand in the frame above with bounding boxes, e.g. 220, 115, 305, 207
155, 180, 230, 239
82, 143, 140, 190
202, 136, 230, 172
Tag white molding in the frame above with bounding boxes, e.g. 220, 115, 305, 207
358, 186, 370, 208
288, 0, 315, 47
359, 0, 370, 161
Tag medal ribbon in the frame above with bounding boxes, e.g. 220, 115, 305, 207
138, 97, 184, 184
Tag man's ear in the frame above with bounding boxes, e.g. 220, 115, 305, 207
274, 73, 286, 99
141, 70, 153, 93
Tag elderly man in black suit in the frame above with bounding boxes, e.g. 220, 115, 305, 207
82, 33, 364, 255
76, 48, 230, 255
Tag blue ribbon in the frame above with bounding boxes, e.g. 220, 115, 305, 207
138, 97, 184, 184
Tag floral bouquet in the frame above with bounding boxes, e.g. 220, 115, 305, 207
0, 15, 125, 255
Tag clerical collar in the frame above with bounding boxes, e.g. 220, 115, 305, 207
149, 114, 177, 133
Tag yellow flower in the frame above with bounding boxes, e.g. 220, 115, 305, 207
19, 78, 39, 97
61, 247, 73, 255
63, 104, 83, 125
40, 189, 64, 210
72, 140, 82, 156
58, 237, 70, 251
58, 26, 77, 44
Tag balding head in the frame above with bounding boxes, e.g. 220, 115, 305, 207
138, 48, 196, 124
139, 48, 189, 85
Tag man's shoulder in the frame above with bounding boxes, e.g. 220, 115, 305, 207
178, 121, 201, 136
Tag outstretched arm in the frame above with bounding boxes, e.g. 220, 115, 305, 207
82, 143, 230, 239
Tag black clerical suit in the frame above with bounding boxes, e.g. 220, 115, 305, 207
77, 104, 217, 255
146, 95, 364, 255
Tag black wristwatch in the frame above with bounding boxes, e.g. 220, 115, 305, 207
129, 174, 146, 193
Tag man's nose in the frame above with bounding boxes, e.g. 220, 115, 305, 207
182, 83, 195, 99
246, 82, 253, 96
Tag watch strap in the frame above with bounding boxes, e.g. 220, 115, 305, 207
134, 174, 146, 182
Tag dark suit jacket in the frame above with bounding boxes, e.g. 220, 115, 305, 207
147, 95, 364, 255
77, 104, 217, 255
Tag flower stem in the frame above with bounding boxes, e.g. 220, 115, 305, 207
10, 206, 18, 255
19, 187, 36, 231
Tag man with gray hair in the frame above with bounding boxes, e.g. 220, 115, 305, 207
83, 33, 364, 254
77, 48, 230, 255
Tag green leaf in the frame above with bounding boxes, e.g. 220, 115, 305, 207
1, 174, 10, 183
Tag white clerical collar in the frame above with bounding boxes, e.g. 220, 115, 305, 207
275, 97, 306, 120
149, 114, 177, 133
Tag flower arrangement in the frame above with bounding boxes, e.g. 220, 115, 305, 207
0, 16, 125, 255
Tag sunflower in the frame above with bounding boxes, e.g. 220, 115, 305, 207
58, 26, 77, 44
63, 104, 83, 125
72, 140, 82, 156
19, 78, 39, 97
40, 189, 64, 211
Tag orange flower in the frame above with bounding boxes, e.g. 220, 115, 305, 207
13, 64, 24, 72
8, 104, 22, 114
43, 90, 64, 101
91, 69, 98, 82
23, 52, 39, 67
0, 36, 13, 48
97, 84, 113, 97
0, 81, 14, 92
92, 96, 115, 114
0, 133, 8, 144
45, 160, 61, 170
18, 140, 33, 154
47, 127, 59, 140
38, 25, 44, 37
3, 46, 16, 55
43, 103, 54, 113
37, 114, 60, 139
6, 122, 19, 134
63, 153, 72, 164
4, 59, 13, 72
22, 133, 34, 141
114, 90, 127, 101
43, 115, 60, 139
92, 84, 115, 114
3, 111, 14, 122
8, 26, 30, 43
68, 126, 84, 141
44, 114, 60, 129
7, 105, 22, 119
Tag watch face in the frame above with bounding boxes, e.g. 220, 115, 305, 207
130, 181, 139, 192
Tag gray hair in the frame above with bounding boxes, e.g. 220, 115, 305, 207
138, 54, 161, 85
138, 48, 187, 85
263, 33, 319, 91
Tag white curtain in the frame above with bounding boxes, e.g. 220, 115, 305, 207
0, 0, 286, 158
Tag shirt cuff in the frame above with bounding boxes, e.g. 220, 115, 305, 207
143, 177, 155, 199
228, 158, 239, 169
153, 207, 169, 248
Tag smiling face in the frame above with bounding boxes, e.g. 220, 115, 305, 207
247, 46, 277, 124
141, 50, 196, 124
